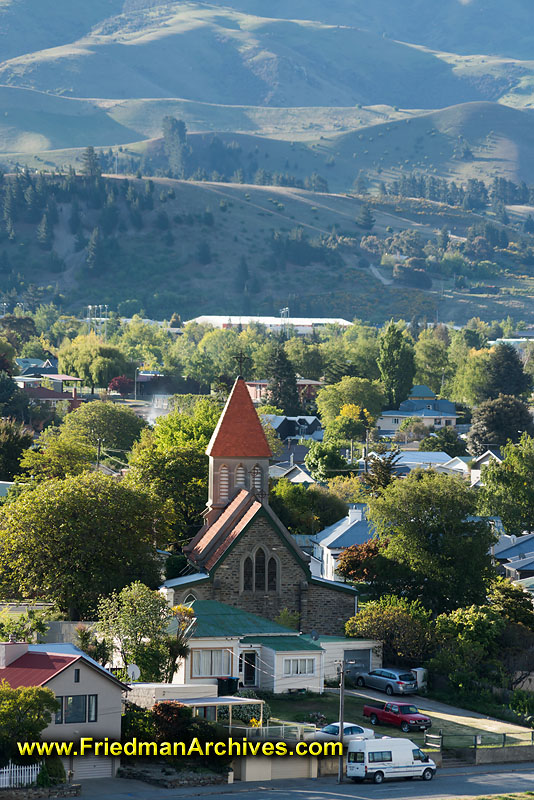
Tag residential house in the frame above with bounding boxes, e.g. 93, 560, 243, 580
22, 385, 82, 413
376, 385, 457, 435
269, 462, 315, 485
358, 450, 453, 476
260, 415, 323, 442
435, 456, 471, 478
168, 599, 380, 693
503, 555, 534, 581
0, 641, 126, 779
310, 505, 372, 581
160, 377, 358, 634
247, 380, 323, 405
470, 448, 503, 487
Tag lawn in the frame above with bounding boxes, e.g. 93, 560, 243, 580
266, 691, 533, 750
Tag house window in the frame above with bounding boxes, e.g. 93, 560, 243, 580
243, 557, 253, 591
267, 557, 278, 591
74, 668, 80, 683
219, 465, 229, 503
88, 695, 98, 723
283, 658, 315, 676
434, 419, 441, 426
235, 465, 246, 487
55, 696, 63, 724
393, 418, 400, 425
255, 548, 266, 592
64, 695, 86, 724
445, 419, 452, 426
191, 649, 232, 678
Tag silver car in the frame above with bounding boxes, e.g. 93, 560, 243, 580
355, 668, 418, 695
308, 722, 375, 743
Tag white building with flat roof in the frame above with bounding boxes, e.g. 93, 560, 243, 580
186, 316, 352, 335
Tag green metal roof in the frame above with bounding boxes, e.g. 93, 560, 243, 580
301, 634, 352, 643
409, 384, 436, 398
240, 635, 323, 652
188, 600, 297, 638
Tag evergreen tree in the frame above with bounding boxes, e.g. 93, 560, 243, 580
36, 213, 53, 250
234, 256, 249, 293
357, 204, 375, 231
162, 116, 189, 178
69, 200, 81, 234
437, 225, 449, 252
81, 146, 102, 178
485, 343, 531, 399
197, 240, 211, 265
364, 451, 401, 495
467, 394, 534, 457
377, 321, 416, 407
354, 171, 369, 194
265, 344, 300, 414
86, 227, 103, 271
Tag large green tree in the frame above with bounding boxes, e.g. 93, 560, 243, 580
269, 479, 347, 535
485, 343, 531, 399
63, 400, 146, 455
153, 397, 221, 451
304, 441, 349, 482
59, 333, 130, 394
478, 434, 534, 535
0, 419, 33, 480
419, 427, 467, 457
367, 471, 497, 613
0, 473, 169, 618
265, 344, 300, 415
467, 394, 534, 457
414, 328, 450, 394
316, 377, 386, 426
126, 432, 208, 545
18, 427, 96, 482
0, 684, 58, 766
377, 321, 416, 407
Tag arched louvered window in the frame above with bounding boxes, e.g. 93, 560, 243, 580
243, 557, 253, 591
184, 594, 196, 606
251, 464, 263, 493
255, 548, 266, 592
267, 557, 278, 592
219, 465, 229, 502
235, 464, 246, 487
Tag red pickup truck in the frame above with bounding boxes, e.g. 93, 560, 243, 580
363, 702, 432, 732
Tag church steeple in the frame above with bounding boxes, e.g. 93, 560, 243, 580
205, 377, 272, 520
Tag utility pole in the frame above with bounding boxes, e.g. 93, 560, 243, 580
96, 437, 102, 470
337, 660, 345, 784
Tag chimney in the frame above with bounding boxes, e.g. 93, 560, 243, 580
71, 387, 77, 399
348, 506, 362, 524
0, 641, 29, 668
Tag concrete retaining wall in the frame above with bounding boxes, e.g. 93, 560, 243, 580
475, 745, 534, 764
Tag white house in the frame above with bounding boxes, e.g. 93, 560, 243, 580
470, 448, 503, 486
376, 385, 458, 435
0, 641, 126, 779
311, 505, 372, 581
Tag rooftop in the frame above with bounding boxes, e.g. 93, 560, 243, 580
184, 599, 298, 639
206, 377, 272, 459
408, 385, 436, 399
239, 635, 323, 652
0, 651, 78, 688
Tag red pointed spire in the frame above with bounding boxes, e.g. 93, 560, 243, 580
206, 377, 272, 458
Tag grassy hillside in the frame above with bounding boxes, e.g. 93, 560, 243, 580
0, 5, 483, 109
2, 174, 534, 326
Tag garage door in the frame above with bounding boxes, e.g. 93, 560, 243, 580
344, 648, 371, 675
71, 756, 115, 780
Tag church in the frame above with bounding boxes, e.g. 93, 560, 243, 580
160, 377, 357, 634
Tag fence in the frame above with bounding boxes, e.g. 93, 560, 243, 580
0, 762, 41, 789
225, 721, 317, 741
425, 730, 534, 750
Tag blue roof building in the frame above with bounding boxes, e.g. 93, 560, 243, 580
377, 385, 458, 436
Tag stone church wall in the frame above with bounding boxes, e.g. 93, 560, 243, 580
173, 514, 357, 636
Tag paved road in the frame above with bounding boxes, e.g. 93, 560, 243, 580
80, 763, 534, 800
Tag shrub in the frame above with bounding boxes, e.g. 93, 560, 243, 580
217, 690, 271, 724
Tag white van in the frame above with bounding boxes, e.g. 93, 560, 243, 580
346, 737, 436, 784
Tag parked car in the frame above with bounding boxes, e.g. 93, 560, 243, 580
307, 721, 375, 743
346, 737, 436, 783
355, 668, 418, 695
363, 702, 432, 732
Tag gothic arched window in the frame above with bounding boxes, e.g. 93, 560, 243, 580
255, 548, 266, 592
219, 465, 229, 502
184, 594, 196, 606
235, 464, 246, 487
267, 557, 278, 591
243, 557, 253, 591
251, 464, 263, 493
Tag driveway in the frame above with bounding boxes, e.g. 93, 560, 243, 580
336, 687, 532, 735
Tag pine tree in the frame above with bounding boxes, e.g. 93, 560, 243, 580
81, 146, 102, 178
234, 256, 249, 292
266, 345, 300, 415
86, 227, 103, 270
36, 213, 53, 250
377, 321, 416, 407
485, 343, 531, 399
358, 204, 375, 231
437, 226, 449, 252
69, 200, 81, 234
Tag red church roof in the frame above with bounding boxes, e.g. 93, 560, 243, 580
1, 652, 79, 689
206, 377, 272, 459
